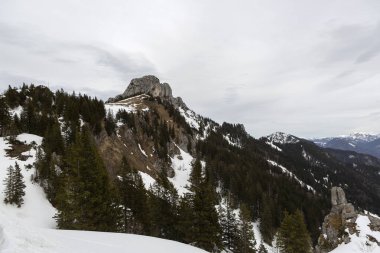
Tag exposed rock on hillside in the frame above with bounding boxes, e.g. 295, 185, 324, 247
108, 75, 186, 108
316, 187, 358, 253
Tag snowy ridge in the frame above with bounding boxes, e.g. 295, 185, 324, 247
266, 141, 283, 152
178, 107, 201, 131
267, 160, 315, 193
313, 133, 380, 146
266, 132, 299, 145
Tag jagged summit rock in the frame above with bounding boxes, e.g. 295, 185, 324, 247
331, 186, 347, 206
123, 75, 173, 98
107, 75, 186, 108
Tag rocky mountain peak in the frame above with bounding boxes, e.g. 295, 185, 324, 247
108, 75, 186, 108
123, 75, 173, 98
266, 132, 300, 144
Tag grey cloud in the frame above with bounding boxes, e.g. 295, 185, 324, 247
81, 45, 156, 80
2, 0, 380, 138
0, 22, 156, 83
322, 22, 380, 65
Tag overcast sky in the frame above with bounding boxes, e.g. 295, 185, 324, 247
1, 0, 380, 138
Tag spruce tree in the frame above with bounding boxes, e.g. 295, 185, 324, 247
116, 157, 149, 234
277, 210, 312, 253
260, 195, 274, 244
3, 163, 26, 207
3, 165, 14, 204
177, 194, 195, 243
13, 162, 26, 207
149, 172, 178, 240
0, 98, 11, 136
188, 159, 221, 251
55, 128, 118, 231
219, 198, 239, 251
237, 203, 256, 253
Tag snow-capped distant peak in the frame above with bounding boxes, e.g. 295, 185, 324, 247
266, 132, 300, 144
347, 133, 380, 142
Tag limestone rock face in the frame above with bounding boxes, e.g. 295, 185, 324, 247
122, 75, 173, 98
315, 187, 358, 253
331, 186, 347, 206
108, 75, 186, 108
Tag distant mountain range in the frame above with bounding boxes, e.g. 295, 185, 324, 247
312, 133, 380, 158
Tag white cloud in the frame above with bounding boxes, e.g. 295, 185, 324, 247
1, 0, 380, 138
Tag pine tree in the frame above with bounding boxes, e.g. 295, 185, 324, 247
55, 128, 118, 231
105, 110, 116, 136
277, 210, 312, 253
177, 194, 195, 243
149, 172, 178, 240
188, 159, 202, 192
219, 198, 239, 251
13, 162, 26, 207
3, 165, 14, 204
260, 195, 274, 244
116, 157, 149, 234
0, 98, 11, 136
187, 159, 221, 251
237, 203, 256, 253
3, 163, 26, 207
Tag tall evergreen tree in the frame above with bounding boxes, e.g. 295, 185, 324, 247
219, 198, 239, 251
237, 203, 256, 253
0, 98, 11, 136
177, 193, 195, 243
3, 162, 26, 207
149, 172, 178, 240
260, 195, 274, 244
3, 165, 14, 204
116, 156, 149, 234
13, 162, 26, 207
55, 128, 118, 231
277, 210, 312, 253
187, 159, 221, 251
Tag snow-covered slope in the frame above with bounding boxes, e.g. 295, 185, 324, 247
331, 213, 380, 253
0, 134, 207, 253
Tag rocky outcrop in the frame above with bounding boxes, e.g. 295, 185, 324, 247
108, 75, 186, 108
315, 187, 358, 253
123, 75, 172, 98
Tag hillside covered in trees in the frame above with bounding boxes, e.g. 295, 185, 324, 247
2, 79, 380, 252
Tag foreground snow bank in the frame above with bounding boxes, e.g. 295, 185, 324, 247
1, 228, 208, 253
331, 214, 380, 253
0, 134, 207, 252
